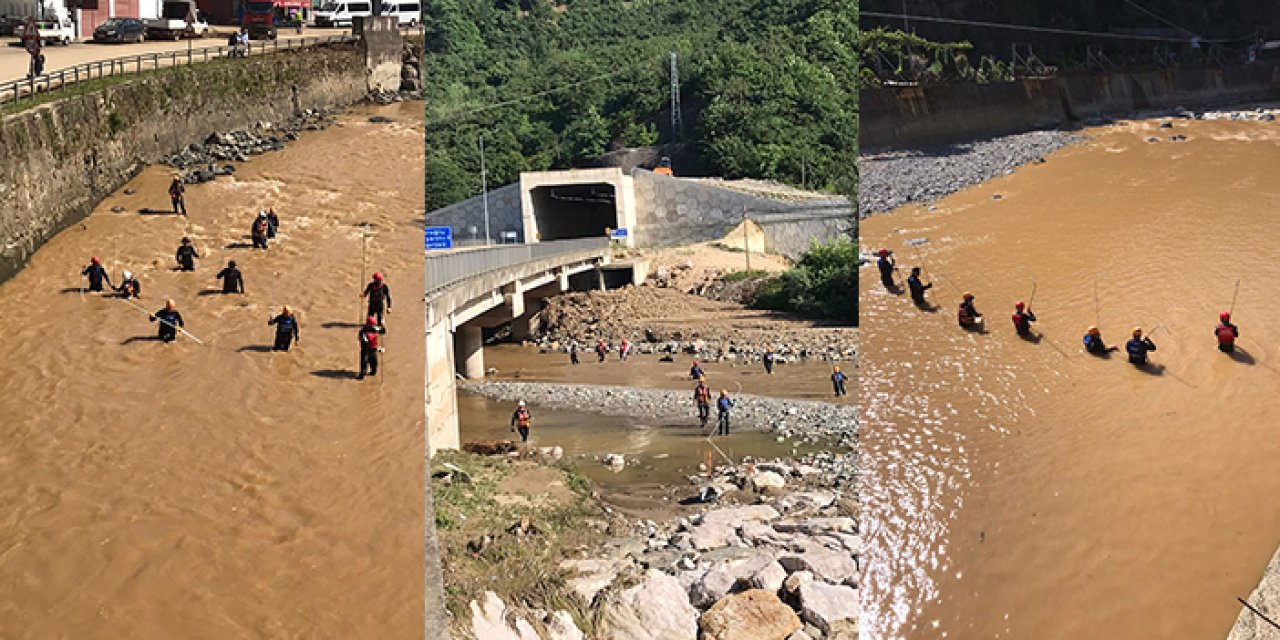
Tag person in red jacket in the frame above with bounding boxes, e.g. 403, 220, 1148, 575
958, 293, 983, 329
1215, 312, 1239, 353
1011, 301, 1037, 337
357, 315, 386, 380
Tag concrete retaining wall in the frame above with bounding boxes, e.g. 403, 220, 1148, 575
863, 62, 1280, 149
424, 183, 525, 244
0, 24, 403, 285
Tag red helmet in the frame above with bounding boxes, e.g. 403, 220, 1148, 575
963, 293, 974, 301
366, 315, 377, 325
372, 272, 383, 281
1015, 301, 1025, 310
1220, 312, 1231, 321
877, 249, 890, 257
90, 256, 100, 265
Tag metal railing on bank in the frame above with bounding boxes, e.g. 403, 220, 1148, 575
0, 24, 423, 108
425, 237, 610, 295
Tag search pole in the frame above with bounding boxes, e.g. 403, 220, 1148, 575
480, 133, 491, 246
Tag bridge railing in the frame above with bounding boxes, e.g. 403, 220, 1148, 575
425, 237, 609, 295
0, 24, 424, 108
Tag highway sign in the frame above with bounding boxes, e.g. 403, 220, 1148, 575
609, 228, 628, 239
424, 226, 453, 250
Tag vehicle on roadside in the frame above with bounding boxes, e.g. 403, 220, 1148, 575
92, 17, 146, 43
380, 1, 419, 26
240, 0, 307, 40
145, 0, 209, 40
14, 17, 75, 45
313, 0, 372, 27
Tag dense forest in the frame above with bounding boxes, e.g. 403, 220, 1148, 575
423, 0, 858, 211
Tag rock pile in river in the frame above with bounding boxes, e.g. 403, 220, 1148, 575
162, 109, 337, 181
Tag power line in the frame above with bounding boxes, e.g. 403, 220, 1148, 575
860, 11, 1251, 44
1122, 0, 1196, 38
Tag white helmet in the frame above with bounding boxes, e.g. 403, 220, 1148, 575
122, 270, 132, 279
518, 400, 527, 407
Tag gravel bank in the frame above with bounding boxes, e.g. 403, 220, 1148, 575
858, 129, 1082, 217
461, 380, 856, 448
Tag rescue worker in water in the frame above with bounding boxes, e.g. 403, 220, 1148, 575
1126, 327, 1157, 365
877, 249, 897, 289
267, 305, 300, 352
169, 175, 187, 215
357, 315, 386, 380
693, 377, 712, 427
115, 270, 141, 299
510, 400, 532, 442
1011, 301, 1037, 336
81, 256, 112, 292
361, 272, 392, 326
715, 389, 734, 436
1215, 312, 1239, 353
216, 260, 245, 294
176, 237, 199, 271
831, 365, 848, 397
958, 293, 983, 329
149, 299, 185, 343
907, 267, 932, 306
1083, 326, 1119, 354
689, 360, 705, 380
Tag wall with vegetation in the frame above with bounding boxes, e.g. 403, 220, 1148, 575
0, 45, 368, 283
862, 62, 1280, 149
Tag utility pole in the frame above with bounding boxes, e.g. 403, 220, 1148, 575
669, 52, 683, 140
479, 133, 490, 246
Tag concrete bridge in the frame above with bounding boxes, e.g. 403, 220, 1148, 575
422, 237, 618, 454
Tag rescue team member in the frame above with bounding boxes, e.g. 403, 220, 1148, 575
1126, 327, 1157, 366
1011, 301, 1037, 336
176, 237, 199, 271
596, 339, 608, 363
267, 306, 300, 352
216, 260, 245, 294
510, 400, 532, 443
831, 366, 848, 397
569, 341, 580, 365
115, 270, 141, 299
1215, 312, 1238, 353
693, 378, 712, 427
715, 389, 734, 436
361, 272, 392, 326
877, 249, 896, 289
763, 346, 776, 375
357, 315, 386, 380
690, 359, 705, 380
907, 267, 932, 306
265, 208, 280, 239
958, 293, 983, 329
149, 299, 185, 343
620, 338, 631, 362
1083, 326, 1118, 354
169, 176, 187, 215
82, 256, 113, 292
251, 212, 270, 250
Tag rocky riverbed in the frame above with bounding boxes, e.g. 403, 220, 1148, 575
858, 129, 1082, 217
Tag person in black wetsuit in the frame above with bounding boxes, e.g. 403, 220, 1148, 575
361, 272, 392, 326
82, 256, 112, 292
150, 299, 185, 342
176, 237, 199, 271
169, 176, 187, 215
265, 208, 279, 239
877, 249, 897, 289
267, 305, 300, 351
1011, 301, 1037, 337
251, 213, 269, 250
357, 315, 386, 380
1126, 327, 1157, 365
907, 267, 932, 306
1083, 326, 1118, 354
216, 260, 245, 294
115, 270, 141, 299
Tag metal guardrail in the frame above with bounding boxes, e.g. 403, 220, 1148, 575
425, 237, 610, 295
0, 24, 423, 107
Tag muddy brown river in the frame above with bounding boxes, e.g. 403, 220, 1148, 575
860, 116, 1280, 639
0, 103, 424, 638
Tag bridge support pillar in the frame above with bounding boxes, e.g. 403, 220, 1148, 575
455, 325, 485, 379
425, 314, 460, 455
595, 267, 606, 291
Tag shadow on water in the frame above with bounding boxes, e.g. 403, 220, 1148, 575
322, 321, 363, 329
310, 369, 357, 380
224, 242, 256, 250
913, 301, 940, 313
1134, 362, 1165, 376
138, 208, 181, 216
1227, 347, 1256, 365
1019, 332, 1043, 344
120, 335, 162, 345
197, 289, 231, 297
237, 345, 274, 353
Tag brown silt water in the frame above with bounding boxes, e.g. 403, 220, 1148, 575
0, 104, 424, 638
860, 117, 1280, 639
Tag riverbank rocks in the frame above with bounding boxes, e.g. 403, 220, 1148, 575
469, 591, 540, 640
749, 470, 787, 492
699, 590, 802, 640
603, 570, 699, 640
796, 580, 858, 636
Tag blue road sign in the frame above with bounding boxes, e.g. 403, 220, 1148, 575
424, 226, 453, 250
610, 228, 629, 239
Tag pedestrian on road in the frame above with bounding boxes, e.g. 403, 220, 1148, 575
176, 236, 199, 271
831, 366, 848, 397
267, 305, 300, 352
169, 175, 187, 215
357, 315, 386, 380
510, 400, 532, 443
216, 260, 245, 294
715, 389, 734, 436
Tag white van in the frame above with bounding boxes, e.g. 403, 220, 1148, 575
313, 0, 372, 27
380, 1, 419, 26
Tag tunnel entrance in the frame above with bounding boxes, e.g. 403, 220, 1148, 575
529, 183, 618, 240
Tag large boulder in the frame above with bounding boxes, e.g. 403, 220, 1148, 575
797, 580, 858, 635
750, 561, 788, 593
777, 542, 858, 584
773, 517, 858, 535
546, 610, 586, 640
562, 557, 626, 605
468, 591, 540, 640
603, 570, 699, 640
699, 589, 803, 640
691, 505, 780, 550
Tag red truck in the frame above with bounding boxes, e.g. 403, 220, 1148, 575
241, 0, 306, 40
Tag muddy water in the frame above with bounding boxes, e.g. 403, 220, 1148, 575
0, 104, 424, 638
861, 117, 1280, 639
485, 343, 854, 405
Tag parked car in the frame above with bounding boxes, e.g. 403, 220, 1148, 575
93, 17, 146, 43
313, 0, 372, 27
14, 17, 75, 45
